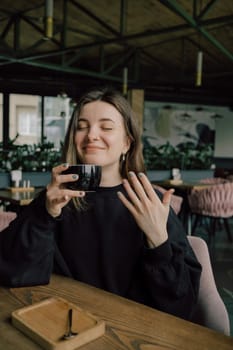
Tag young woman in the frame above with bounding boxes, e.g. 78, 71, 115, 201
0, 86, 201, 320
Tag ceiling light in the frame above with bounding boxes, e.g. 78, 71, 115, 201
195, 51, 203, 87
45, 0, 54, 39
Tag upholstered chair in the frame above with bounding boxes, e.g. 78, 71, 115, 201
152, 184, 183, 215
188, 236, 230, 335
0, 211, 17, 232
188, 182, 233, 242
199, 177, 229, 185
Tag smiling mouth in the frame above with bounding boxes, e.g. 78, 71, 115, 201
83, 146, 104, 152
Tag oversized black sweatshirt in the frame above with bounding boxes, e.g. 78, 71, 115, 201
0, 185, 201, 320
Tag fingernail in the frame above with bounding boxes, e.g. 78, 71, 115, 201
128, 171, 134, 177
72, 174, 78, 179
62, 163, 69, 167
138, 172, 144, 177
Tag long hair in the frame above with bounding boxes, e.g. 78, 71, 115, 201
62, 86, 146, 180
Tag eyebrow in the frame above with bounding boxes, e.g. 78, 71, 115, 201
78, 117, 116, 123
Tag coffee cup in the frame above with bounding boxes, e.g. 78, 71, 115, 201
61, 164, 102, 191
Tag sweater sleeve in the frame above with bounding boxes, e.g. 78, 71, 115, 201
0, 190, 58, 287
141, 208, 202, 320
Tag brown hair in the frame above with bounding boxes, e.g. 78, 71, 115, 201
62, 86, 146, 179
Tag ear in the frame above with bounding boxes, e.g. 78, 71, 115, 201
123, 135, 131, 154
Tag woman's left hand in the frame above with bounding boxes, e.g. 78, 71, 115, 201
117, 172, 174, 248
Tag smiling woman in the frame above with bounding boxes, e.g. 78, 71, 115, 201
0, 86, 201, 323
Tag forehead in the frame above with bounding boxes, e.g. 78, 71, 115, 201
79, 100, 124, 124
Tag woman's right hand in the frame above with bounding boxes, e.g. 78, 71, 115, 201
45, 163, 85, 217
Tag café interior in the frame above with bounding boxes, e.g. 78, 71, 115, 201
0, 1, 233, 348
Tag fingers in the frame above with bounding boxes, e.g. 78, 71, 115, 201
46, 187, 85, 217
162, 188, 174, 208
119, 171, 174, 210
121, 178, 142, 210
122, 172, 161, 204
46, 183, 86, 200
118, 172, 171, 247
118, 172, 157, 214
52, 163, 69, 177
52, 163, 81, 188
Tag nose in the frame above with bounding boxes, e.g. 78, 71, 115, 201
86, 126, 100, 141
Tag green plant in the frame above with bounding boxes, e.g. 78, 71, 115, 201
0, 137, 62, 172
143, 141, 214, 170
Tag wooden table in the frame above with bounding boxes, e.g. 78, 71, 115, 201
152, 180, 213, 192
0, 274, 232, 350
0, 188, 43, 208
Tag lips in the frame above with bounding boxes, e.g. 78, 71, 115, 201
83, 144, 105, 152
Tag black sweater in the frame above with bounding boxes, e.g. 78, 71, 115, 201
0, 185, 201, 320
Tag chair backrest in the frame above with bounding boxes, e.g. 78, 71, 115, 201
188, 236, 230, 335
199, 177, 229, 184
188, 182, 233, 218
152, 184, 183, 215
0, 211, 17, 232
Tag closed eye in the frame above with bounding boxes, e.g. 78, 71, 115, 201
77, 121, 89, 130
77, 126, 89, 130
102, 127, 113, 130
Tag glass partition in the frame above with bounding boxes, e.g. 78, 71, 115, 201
44, 95, 73, 148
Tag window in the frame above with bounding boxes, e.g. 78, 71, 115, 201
44, 96, 73, 148
17, 106, 38, 136
9, 94, 41, 145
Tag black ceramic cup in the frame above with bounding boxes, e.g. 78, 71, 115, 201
61, 164, 102, 191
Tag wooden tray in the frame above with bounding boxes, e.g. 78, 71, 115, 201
167, 179, 183, 185
12, 296, 105, 350
8, 187, 35, 192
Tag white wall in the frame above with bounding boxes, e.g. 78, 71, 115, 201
144, 101, 233, 159
214, 112, 233, 158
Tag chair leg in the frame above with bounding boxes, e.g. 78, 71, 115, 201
192, 214, 200, 234
223, 218, 233, 243
208, 217, 217, 245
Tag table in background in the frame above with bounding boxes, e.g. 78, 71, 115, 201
0, 187, 43, 211
0, 274, 232, 350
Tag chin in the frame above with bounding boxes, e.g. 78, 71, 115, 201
82, 156, 103, 165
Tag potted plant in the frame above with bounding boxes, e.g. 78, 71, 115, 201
177, 142, 215, 181
0, 137, 62, 188
143, 141, 214, 182
143, 142, 180, 180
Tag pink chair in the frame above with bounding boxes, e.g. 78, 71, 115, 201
188, 182, 233, 242
188, 236, 230, 335
199, 177, 229, 184
0, 211, 17, 231
227, 174, 233, 182
152, 184, 183, 215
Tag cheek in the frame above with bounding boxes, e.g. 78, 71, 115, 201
74, 133, 84, 150
103, 134, 122, 149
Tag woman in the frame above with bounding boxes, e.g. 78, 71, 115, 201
0, 86, 201, 320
